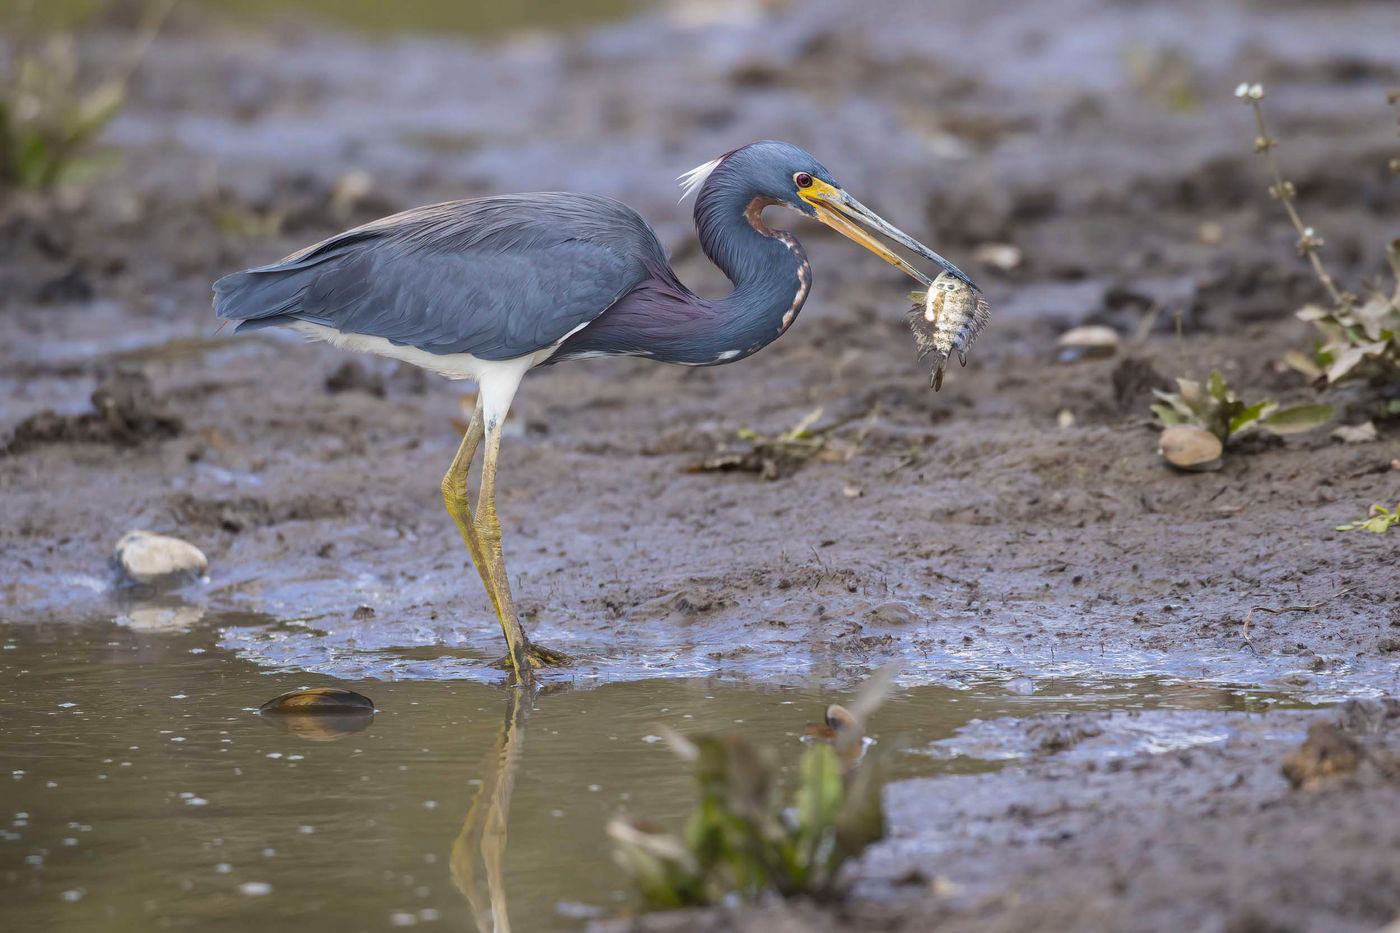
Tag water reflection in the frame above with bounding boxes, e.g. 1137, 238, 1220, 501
0, 620, 1323, 933
260, 708, 375, 741
451, 687, 532, 933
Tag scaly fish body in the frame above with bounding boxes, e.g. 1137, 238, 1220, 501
906, 272, 991, 390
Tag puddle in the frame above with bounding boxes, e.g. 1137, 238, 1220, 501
0, 618, 1321, 932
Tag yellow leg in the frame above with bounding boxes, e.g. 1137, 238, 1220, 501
441, 403, 502, 621
477, 418, 568, 673
441, 402, 566, 679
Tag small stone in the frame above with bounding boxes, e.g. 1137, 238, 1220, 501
1281, 722, 1362, 791
114, 531, 207, 584
1158, 426, 1223, 472
258, 688, 374, 716
258, 688, 376, 742
1006, 676, 1035, 696
330, 169, 375, 217
972, 242, 1022, 271
1056, 325, 1119, 363
867, 602, 918, 627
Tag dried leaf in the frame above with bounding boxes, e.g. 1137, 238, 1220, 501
1282, 351, 1323, 381
1331, 421, 1378, 444
1324, 342, 1387, 383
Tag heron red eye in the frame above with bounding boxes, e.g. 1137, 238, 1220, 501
795, 172, 813, 189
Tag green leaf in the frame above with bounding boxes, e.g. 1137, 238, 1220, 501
1151, 404, 1182, 427
1337, 510, 1400, 534
1214, 397, 1248, 437
1227, 401, 1273, 436
1207, 370, 1229, 402
72, 81, 126, 143
793, 744, 843, 873
1154, 392, 1201, 425
1261, 404, 1334, 435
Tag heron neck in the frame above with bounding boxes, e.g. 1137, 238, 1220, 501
549, 184, 812, 368
691, 186, 811, 354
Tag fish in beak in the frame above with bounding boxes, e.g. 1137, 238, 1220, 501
798, 178, 974, 288
799, 178, 990, 391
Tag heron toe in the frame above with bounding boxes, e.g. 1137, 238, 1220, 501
495, 642, 570, 673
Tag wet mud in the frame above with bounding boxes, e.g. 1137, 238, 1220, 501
613, 700, 1400, 933
3, 0, 1400, 929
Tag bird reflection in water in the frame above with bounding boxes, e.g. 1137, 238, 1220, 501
450, 686, 547, 933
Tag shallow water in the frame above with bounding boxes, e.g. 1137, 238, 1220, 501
0, 618, 1319, 932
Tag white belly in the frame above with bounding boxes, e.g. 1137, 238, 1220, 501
288, 321, 566, 429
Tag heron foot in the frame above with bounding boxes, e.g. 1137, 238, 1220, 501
495, 641, 570, 673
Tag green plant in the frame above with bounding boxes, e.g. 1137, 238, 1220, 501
0, 0, 173, 192
609, 668, 897, 910
691, 405, 873, 480
1151, 370, 1332, 444
1238, 84, 1400, 391
1284, 239, 1400, 391
1336, 502, 1400, 534
608, 731, 884, 908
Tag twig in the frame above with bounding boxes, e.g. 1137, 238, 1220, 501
1244, 92, 1345, 305
1240, 587, 1355, 647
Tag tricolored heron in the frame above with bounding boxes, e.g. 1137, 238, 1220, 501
213, 140, 971, 679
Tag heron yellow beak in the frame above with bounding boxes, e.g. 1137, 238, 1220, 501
799, 179, 972, 289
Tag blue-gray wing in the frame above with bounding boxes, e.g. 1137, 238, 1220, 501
212, 193, 664, 361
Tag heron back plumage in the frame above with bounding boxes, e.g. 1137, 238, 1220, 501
212, 193, 666, 361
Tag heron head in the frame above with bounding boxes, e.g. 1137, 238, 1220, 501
691, 140, 974, 288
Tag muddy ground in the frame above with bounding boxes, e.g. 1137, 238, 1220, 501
3, 0, 1399, 929
610, 699, 1400, 933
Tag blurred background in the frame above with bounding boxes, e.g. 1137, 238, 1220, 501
5, 0, 1398, 356
4, 3, 1400, 932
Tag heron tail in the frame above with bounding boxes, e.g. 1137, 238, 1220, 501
211, 226, 383, 329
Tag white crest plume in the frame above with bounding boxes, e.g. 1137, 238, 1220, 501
677, 156, 723, 203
